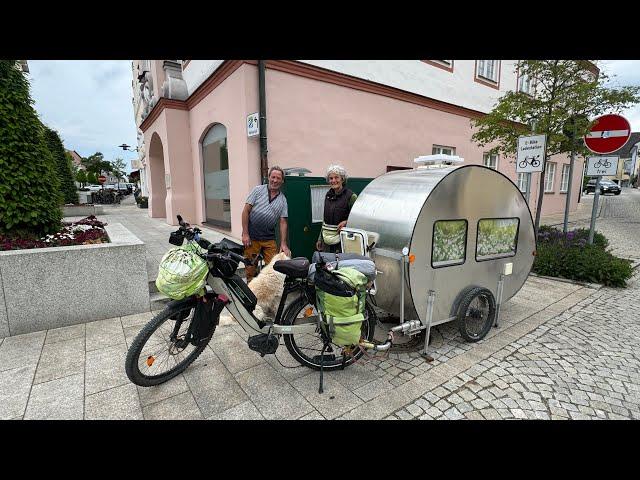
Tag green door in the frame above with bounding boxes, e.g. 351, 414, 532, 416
280, 176, 373, 261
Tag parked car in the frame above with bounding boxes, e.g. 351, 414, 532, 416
86, 184, 104, 192
583, 179, 621, 195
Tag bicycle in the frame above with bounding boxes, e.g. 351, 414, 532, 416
518, 155, 541, 169
125, 214, 388, 390
593, 159, 612, 169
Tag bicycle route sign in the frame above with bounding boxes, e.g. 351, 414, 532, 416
586, 156, 619, 176
516, 134, 546, 173
584, 114, 631, 154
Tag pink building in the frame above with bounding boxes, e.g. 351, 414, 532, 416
132, 60, 587, 238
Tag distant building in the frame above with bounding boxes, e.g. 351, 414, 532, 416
606, 132, 640, 186
66, 150, 86, 171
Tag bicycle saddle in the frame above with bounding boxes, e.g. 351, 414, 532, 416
274, 257, 310, 278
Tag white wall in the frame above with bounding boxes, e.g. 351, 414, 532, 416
182, 60, 225, 96
300, 60, 518, 114
181, 60, 518, 114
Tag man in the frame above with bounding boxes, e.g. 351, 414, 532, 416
242, 166, 291, 282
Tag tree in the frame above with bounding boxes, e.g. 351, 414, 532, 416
0, 60, 62, 236
471, 60, 640, 235
82, 152, 112, 177
76, 169, 87, 187
87, 171, 98, 184
110, 157, 127, 187
43, 126, 78, 204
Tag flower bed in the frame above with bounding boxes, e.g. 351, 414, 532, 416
0, 215, 109, 251
533, 226, 632, 287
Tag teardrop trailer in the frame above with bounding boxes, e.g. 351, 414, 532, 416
339, 155, 537, 356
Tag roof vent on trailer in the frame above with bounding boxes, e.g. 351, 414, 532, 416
414, 154, 464, 169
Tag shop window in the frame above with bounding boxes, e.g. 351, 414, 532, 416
432, 219, 468, 268
476, 218, 519, 261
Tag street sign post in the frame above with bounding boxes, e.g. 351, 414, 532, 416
584, 114, 631, 154
517, 134, 546, 205
585, 156, 620, 245
584, 115, 630, 244
98, 175, 107, 184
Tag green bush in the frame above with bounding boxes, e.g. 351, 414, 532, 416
533, 226, 632, 287
0, 60, 62, 236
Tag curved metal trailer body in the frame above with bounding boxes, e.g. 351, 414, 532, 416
347, 165, 536, 327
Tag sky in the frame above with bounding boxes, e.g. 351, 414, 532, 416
26, 60, 640, 175
28, 60, 138, 174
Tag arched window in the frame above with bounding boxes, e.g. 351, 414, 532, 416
202, 124, 230, 228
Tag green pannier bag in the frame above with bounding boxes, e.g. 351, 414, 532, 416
155, 243, 209, 300
315, 267, 368, 347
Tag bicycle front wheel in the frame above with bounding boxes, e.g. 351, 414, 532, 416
125, 300, 213, 387
282, 296, 376, 371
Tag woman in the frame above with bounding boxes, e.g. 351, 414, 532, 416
316, 164, 358, 253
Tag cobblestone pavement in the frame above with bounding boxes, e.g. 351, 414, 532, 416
387, 188, 640, 420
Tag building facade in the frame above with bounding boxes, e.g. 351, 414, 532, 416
131, 60, 587, 239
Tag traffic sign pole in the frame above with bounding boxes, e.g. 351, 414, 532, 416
588, 176, 602, 244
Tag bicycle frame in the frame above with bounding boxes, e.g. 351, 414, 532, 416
207, 272, 320, 337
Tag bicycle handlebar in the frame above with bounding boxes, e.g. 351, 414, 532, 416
176, 214, 249, 265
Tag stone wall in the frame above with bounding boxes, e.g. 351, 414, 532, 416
0, 223, 150, 336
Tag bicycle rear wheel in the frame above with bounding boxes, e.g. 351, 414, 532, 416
282, 296, 376, 371
125, 300, 214, 386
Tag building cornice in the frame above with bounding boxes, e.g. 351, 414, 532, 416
140, 97, 188, 132
141, 60, 509, 133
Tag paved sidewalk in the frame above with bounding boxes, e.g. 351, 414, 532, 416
1, 189, 638, 420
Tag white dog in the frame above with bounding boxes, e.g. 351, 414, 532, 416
248, 251, 290, 321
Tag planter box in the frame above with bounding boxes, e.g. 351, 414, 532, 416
0, 224, 150, 337
63, 204, 104, 217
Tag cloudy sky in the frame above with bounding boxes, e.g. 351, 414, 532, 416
27, 60, 640, 174
28, 60, 138, 173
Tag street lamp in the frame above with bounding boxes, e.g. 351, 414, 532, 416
118, 143, 140, 152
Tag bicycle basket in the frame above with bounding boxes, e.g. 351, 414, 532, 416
155, 244, 209, 300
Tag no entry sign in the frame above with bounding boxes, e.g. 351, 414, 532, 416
584, 114, 631, 154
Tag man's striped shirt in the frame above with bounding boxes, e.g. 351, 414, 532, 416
246, 184, 288, 240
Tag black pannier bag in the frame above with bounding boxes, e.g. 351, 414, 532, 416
188, 293, 226, 346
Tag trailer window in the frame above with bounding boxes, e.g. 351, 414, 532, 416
476, 218, 519, 261
432, 220, 467, 268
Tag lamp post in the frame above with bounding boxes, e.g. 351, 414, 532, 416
119, 144, 141, 192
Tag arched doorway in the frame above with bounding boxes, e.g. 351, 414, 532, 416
149, 132, 167, 218
202, 124, 230, 228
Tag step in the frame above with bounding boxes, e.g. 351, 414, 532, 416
150, 291, 171, 311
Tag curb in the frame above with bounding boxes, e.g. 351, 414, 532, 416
528, 272, 602, 290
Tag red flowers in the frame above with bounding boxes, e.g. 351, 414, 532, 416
0, 216, 109, 251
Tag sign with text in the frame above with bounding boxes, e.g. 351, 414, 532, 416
247, 113, 259, 137
516, 134, 546, 173
586, 156, 619, 176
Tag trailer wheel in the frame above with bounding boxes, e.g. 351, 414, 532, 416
455, 287, 496, 342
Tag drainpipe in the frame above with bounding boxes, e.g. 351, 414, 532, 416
258, 60, 268, 184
